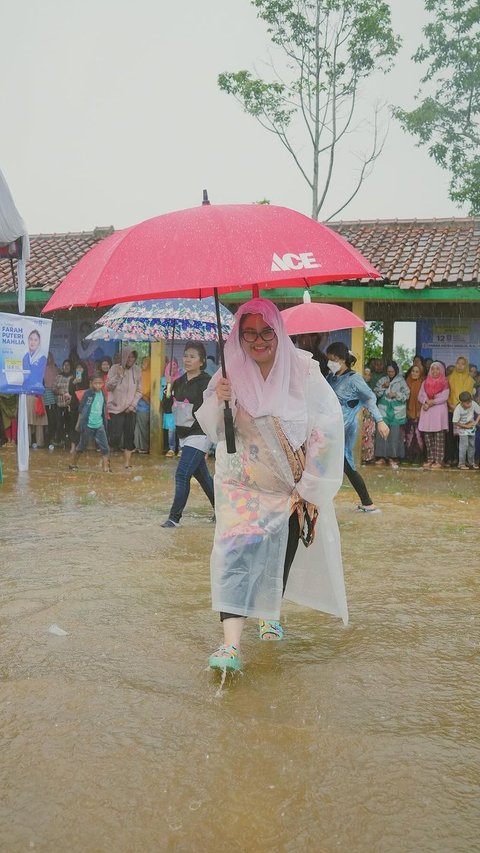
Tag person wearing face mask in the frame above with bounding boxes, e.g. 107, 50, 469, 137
326, 342, 389, 513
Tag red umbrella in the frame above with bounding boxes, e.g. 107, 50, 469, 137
281, 299, 365, 335
42, 202, 379, 312
43, 199, 380, 452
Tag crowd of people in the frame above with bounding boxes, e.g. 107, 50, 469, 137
360, 355, 480, 470
0, 348, 151, 465
2, 340, 479, 477
2, 308, 480, 675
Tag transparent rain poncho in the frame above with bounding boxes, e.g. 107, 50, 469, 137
196, 299, 348, 625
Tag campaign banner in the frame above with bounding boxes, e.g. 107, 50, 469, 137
0, 313, 53, 394
417, 318, 480, 368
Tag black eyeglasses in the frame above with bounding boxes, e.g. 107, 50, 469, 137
240, 327, 276, 343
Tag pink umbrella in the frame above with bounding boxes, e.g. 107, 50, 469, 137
43, 198, 379, 452
281, 300, 365, 335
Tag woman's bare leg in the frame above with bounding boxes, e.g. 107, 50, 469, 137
222, 616, 246, 648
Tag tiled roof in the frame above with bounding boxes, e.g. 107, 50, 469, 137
0, 227, 114, 295
1, 219, 479, 296
330, 217, 480, 290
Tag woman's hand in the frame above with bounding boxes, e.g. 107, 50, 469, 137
216, 377, 232, 402
377, 421, 389, 440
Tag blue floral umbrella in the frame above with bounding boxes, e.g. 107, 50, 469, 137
86, 325, 130, 341
95, 297, 235, 341
91, 296, 235, 396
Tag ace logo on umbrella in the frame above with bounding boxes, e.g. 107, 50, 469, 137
271, 251, 322, 273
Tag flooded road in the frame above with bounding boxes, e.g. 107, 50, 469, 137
1, 444, 479, 852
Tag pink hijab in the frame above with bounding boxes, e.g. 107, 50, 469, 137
423, 361, 449, 398
213, 298, 312, 447
164, 357, 181, 382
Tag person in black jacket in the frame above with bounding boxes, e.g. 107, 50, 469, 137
161, 343, 215, 528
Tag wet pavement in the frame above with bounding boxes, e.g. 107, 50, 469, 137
0, 444, 479, 852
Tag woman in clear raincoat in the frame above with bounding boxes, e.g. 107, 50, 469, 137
196, 298, 348, 672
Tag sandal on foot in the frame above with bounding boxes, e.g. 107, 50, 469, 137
355, 505, 381, 514
208, 644, 242, 671
259, 620, 284, 641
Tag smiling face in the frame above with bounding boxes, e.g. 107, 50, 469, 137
430, 364, 441, 379
101, 359, 110, 373
410, 365, 421, 380
240, 313, 278, 375
386, 366, 396, 380
456, 357, 467, 372
28, 331, 40, 354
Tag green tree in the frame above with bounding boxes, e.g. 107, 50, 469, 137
395, 0, 480, 214
218, 0, 401, 220
364, 320, 383, 363
393, 343, 415, 373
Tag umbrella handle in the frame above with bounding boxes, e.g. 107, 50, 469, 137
223, 405, 236, 454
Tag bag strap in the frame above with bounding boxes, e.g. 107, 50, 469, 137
271, 418, 318, 547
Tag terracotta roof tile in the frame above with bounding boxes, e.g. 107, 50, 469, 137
1, 219, 479, 296
0, 227, 114, 295
330, 217, 480, 288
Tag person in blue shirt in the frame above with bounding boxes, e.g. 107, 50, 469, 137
326, 342, 389, 513
69, 372, 110, 472
22, 329, 47, 392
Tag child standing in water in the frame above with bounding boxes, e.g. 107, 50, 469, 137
453, 391, 480, 469
69, 372, 110, 472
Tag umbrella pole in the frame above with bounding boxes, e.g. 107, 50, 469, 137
166, 321, 176, 398
214, 288, 236, 454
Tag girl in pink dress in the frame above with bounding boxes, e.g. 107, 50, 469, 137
418, 362, 449, 469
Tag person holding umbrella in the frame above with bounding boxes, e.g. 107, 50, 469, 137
196, 298, 347, 672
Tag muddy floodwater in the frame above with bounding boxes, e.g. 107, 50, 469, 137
0, 443, 479, 852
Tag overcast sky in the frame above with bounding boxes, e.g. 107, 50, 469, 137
1, 0, 467, 237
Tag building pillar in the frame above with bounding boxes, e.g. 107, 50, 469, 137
383, 318, 394, 363
351, 300, 365, 374
150, 341, 165, 458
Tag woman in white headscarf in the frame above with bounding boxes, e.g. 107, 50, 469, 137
196, 298, 347, 672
